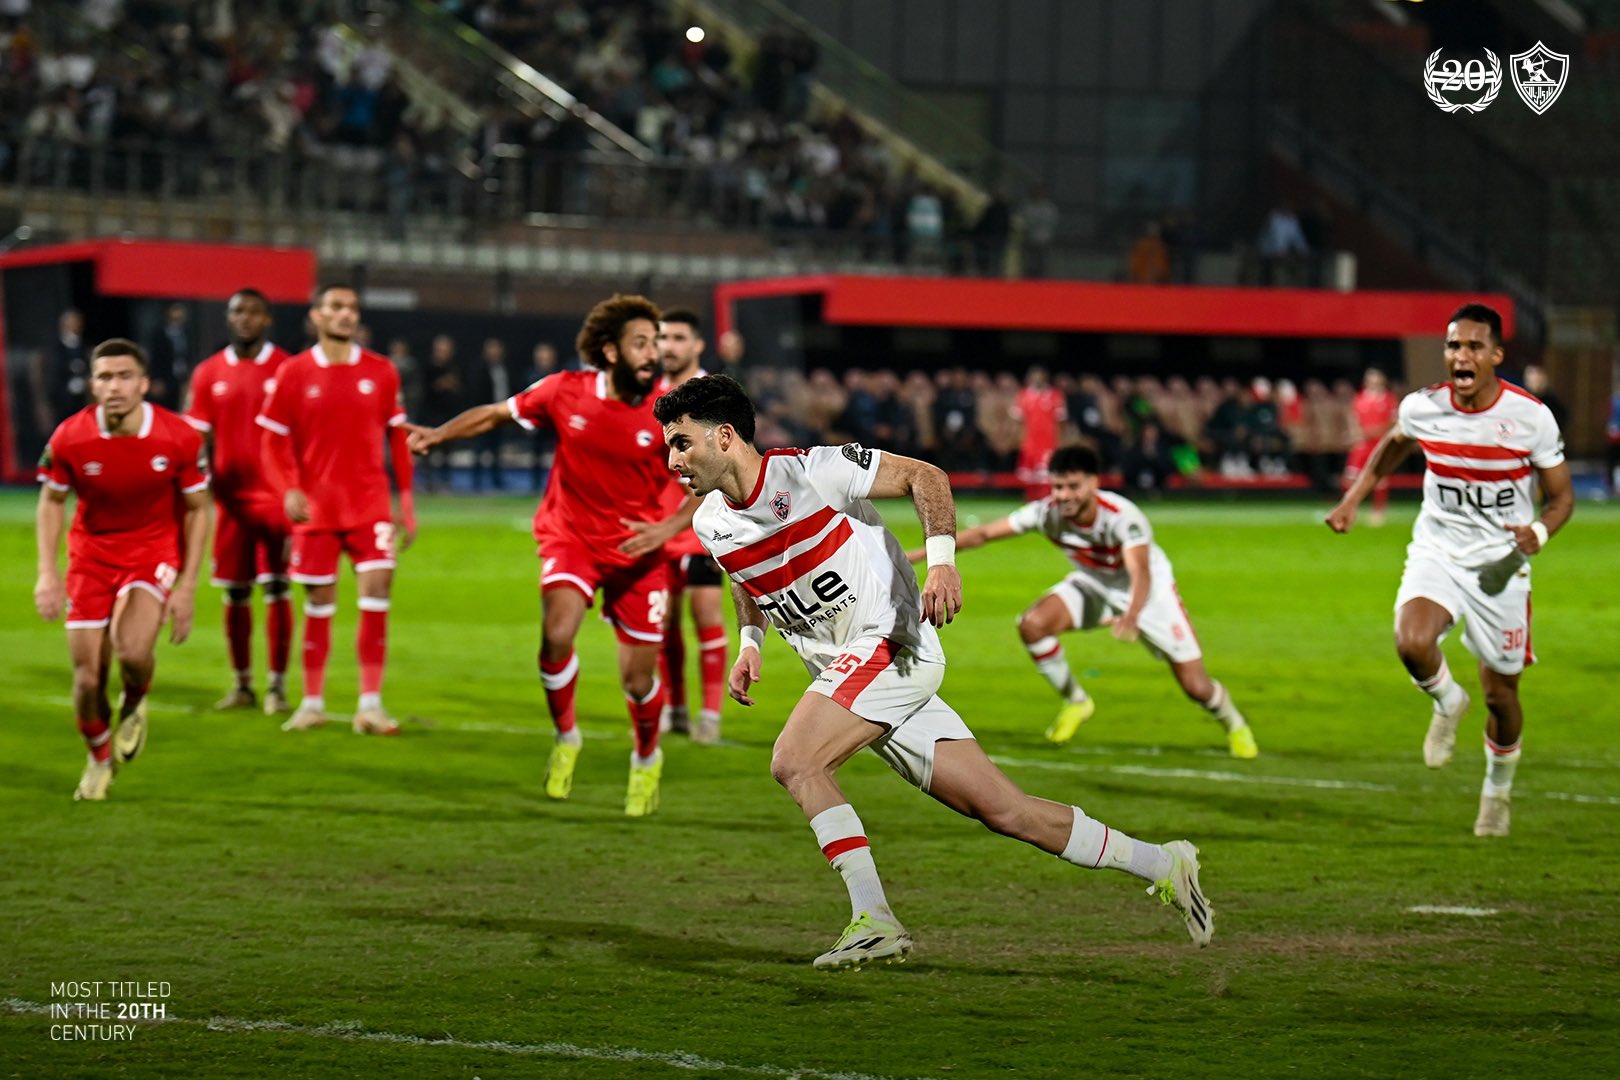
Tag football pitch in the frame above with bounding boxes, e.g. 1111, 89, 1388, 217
3, 490, 1617, 1078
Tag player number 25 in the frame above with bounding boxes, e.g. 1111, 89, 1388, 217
648, 589, 669, 625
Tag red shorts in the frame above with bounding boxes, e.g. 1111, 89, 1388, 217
290, 522, 398, 585
1345, 438, 1381, 476
212, 498, 291, 588
65, 554, 177, 630
541, 542, 668, 646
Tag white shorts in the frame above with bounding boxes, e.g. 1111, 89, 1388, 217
1395, 545, 1534, 675
1047, 574, 1203, 664
805, 636, 974, 793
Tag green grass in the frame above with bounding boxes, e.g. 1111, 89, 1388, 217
3, 491, 1619, 1078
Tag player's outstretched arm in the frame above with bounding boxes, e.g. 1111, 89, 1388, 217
405, 402, 512, 454
904, 517, 1017, 564
168, 488, 211, 644
1505, 461, 1574, 555
34, 486, 68, 621
1327, 429, 1415, 533
730, 580, 767, 706
868, 453, 963, 627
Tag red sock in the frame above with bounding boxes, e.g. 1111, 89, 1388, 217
225, 598, 253, 681
266, 586, 292, 680
78, 715, 112, 762
357, 599, 389, 696
540, 651, 579, 734
698, 624, 727, 714
303, 604, 334, 700
628, 678, 665, 758
660, 628, 687, 710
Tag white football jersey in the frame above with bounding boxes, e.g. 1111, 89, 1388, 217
1398, 381, 1563, 567
1006, 490, 1172, 593
695, 445, 944, 666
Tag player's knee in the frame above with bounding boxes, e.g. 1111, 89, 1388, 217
1016, 611, 1047, 643
70, 665, 101, 698
1392, 628, 1432, 667
113, 642, 151, 670
226, 586, 253, 605
768, 746, 813, 793
622, 671, 655, 700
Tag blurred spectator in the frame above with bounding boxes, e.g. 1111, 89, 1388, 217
146, 301, 191, 407
528, 341, 563, 493
1066, 373, 1121, 469
1205, 379, 1251, 478
1120, 420, 1177, 494
1246, 377, 1289, 476
1607, 389, 1620, 493
979, 372, 1022, 470
421, 333, 463, 491
931, 367, 981, 471
470, 337, 512, 490
835, 368, 878, 444
388, 337, 422, 417
971, 187, 1013, 277
1125, 220, 1171, 284
1520, 364, 1568, 433
1019, 184, 1058, 279
1257, 202, 1310, 286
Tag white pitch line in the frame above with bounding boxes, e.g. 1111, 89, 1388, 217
1, 999, 914, 1080
990, 756, 1620, 807
1406, 906, 1499, 917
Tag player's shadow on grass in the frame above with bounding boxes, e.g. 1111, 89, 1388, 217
1072, 777, 1423, 829
366, 909, 824, 979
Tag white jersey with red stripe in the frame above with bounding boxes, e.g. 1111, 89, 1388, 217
694, 444, 944, 667
1399, 381, 1564, 567
1005, 490, 1172, 594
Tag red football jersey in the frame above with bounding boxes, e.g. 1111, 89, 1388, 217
1015, 387, 1066, 454
38, 402, 208, 567
1353, 389, 1397, 440
185, 341, 290, 508
509, 369, 676, 566
256, 343, 405, 531
656, 370, 705, 559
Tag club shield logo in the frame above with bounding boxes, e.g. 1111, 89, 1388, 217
1510, 42, 1569, 115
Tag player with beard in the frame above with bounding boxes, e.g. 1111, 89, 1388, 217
407, 295, 695, 817
36, 338, 211, 800
1329, 303, 1573, 836
185, 288, 295, 715
258, 284, 416, 736
648, 309, 728, 744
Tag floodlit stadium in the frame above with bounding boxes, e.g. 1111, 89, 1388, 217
3, 1, 1618, 1077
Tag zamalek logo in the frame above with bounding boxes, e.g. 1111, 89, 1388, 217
1511, 42, 1569, 114
770, 490, 792, 522
150, 455, 169, 472
1495, 419, 1518, 441
1424, 41, 1571, 113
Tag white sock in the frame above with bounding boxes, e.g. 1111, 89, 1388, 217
1026, 637, 1087, 703
556, 727, 583, 748
235, 669, 252, 688
1483, 737, 1521, 798
357, 692, 382, 713
299, 695, 325, 713
809, 804, 894, 921
632, 748, 661, 768
1202, 681, 1246, 733
1414, 659, 1467, 714
1058, 806, 1172, 882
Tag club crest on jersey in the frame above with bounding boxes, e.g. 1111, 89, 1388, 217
569, 415, 587, 431
636, 430, 655, 447
771, 490, 792, 522
150, 455, 169, 472
358, 378, 376, 395
1495, 419, 1517, 440
305, 386, 321, 398
211, 381, 229, 397
84, 461, 103, 476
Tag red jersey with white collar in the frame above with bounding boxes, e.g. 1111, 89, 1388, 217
656, 369, 707, 559
1352, 388, 1397, 441
256, 343, 405, 531
38, 402, 208, 566
1398, 381, 1564, 566
1006, 489, 1174, 593
185, 341, 290, 507
508, 369, 675, 566
1014, 387, 1067, 454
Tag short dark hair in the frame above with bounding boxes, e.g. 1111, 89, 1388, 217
230, 287, 270, 309
91, 337, 148, 372
653, 373, 756, 443
1448, 303, 1504, 345
1048, 444, 1100, 477
313, 282, 357, 305
660, 308, 703, 335
576, 293, 662, 370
